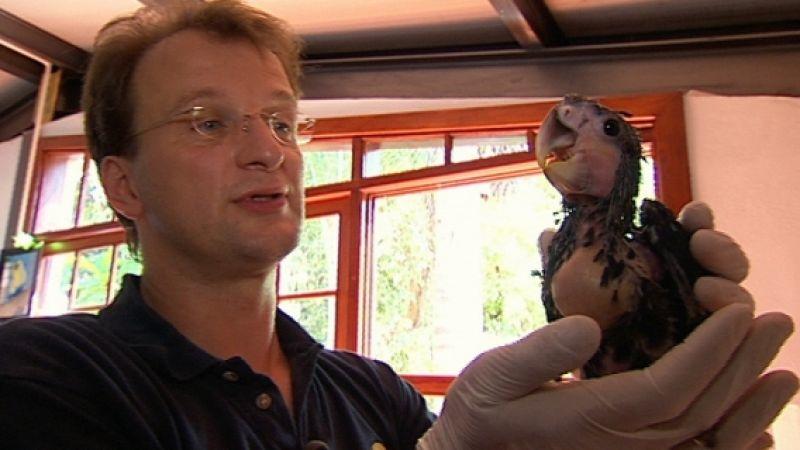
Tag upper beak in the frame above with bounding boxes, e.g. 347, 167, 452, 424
535, 104, 576, 171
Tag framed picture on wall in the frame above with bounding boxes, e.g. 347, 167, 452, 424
0, 248, 41, 318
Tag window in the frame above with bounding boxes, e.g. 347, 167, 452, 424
28, 94, 691, 399
32, 151, 114, 233
278, 213, 341, 348
25, 136, 138, 316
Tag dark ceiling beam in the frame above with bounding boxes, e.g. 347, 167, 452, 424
489, 0, 567, 47
0, 44, 42, 83
303, 28, 800, 68
301, 40, 800, 99
0, 8, 89, 72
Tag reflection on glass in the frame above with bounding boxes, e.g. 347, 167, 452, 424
73, 246, 113, 309
302, 139, 352, 188
280, 296, 335, 348
34, 153, 85, 233
279, 214, 339, 295
451, 131, 528, 163
363, 136, 445, 177
32, 252, 76, 316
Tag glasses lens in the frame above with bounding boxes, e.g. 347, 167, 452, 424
191, 106, 231, 139
296, 115, 315, 145
269, 112, 315, 145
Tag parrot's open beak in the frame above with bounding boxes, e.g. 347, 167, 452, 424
535, 101, 587, 196
535, 96, 621, 201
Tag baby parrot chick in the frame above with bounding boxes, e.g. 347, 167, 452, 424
535, 95, 708, 378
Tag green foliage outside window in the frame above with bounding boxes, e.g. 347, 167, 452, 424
279, 215, 339, 346
303, 144, 352, 188
74, 246, 113, 308
363, 138, 444, 177
78, 164, 115, 226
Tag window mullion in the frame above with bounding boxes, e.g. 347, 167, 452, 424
74, 153, 91, 228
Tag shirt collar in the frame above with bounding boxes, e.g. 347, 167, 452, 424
98, 275, 322, 382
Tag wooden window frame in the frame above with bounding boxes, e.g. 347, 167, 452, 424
29, 92, 691, 396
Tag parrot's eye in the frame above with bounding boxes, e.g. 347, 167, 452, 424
603, 119, 621, 137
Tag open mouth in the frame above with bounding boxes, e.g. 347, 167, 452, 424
248, 193, 284, 202
546, 143, 577, 167
537, 109, 578, 171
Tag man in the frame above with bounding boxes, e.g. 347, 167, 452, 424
0, 1, 796, 449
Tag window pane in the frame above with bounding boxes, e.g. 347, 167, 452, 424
33, 252, 75, 316
451, 131, 528, 163
303, 139, 352, 188
279, 214, 339, 295
363, 136, 445, 177
368, 175, 560, 375
78, 163, 114, 226
423, 395, 444, 415
110, 244, 143, 300
34, 152, 84, 233
639, 148, 656, 201
73, 246, 113, 309
280, 296, 335, 348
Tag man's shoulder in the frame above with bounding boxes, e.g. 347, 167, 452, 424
0, 314, 118, 378
0, 313, 103, 345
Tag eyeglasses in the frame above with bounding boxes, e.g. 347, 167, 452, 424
129, 105, 315, 146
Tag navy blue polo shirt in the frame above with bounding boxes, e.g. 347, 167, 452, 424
0, 275, 435, 449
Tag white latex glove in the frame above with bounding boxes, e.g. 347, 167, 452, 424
418, 201, 798, 450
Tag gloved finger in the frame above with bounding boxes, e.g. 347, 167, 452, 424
694, 276, 754, 312
579, 304, 753, 430
645, 313, 793, 439
690, 229, 749, 282
712, 371, 797, 450
677, 201, 714, 233
746, 433, 776, 450
538, 228, 556, 266
672, 432, 773, 450
456, 315, 600, 404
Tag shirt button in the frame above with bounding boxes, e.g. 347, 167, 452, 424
304, 441, 329, 450
221, 371, 239, 382
255, 393, 272, 410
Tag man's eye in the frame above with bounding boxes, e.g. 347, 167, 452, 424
271, 119, 293, 134
197, 120, 225, 132
191, 112, 229, 136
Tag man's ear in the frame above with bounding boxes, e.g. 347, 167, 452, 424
99, 156, 143, 220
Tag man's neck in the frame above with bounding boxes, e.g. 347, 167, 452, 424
138, 258, 294, 411
141, 269, 276, 357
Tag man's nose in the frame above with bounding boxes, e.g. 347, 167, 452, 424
236, 115, 285, 172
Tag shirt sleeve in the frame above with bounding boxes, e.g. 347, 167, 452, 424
372, 360, 437, 449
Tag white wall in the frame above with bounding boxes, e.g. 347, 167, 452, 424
684, 91, 800, 445
0, 136, 24, 246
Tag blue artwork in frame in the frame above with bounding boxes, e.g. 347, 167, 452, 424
0, 248, 41, 318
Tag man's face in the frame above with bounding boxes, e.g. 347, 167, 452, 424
126, 29, 304, 272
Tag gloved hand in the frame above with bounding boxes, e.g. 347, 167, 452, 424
417, 201, 798, 450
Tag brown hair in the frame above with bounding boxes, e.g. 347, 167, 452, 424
81, 0, 303, 256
